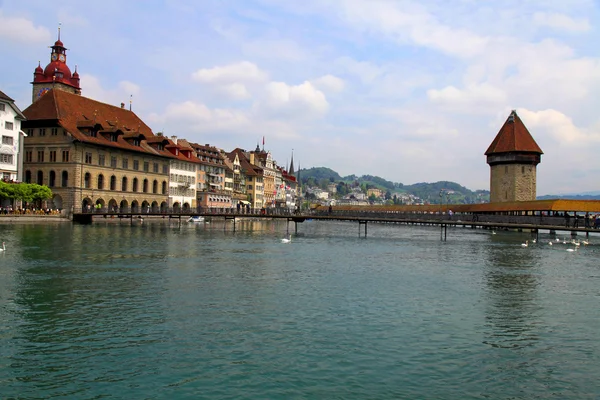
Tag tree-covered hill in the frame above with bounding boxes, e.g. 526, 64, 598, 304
298, 167, 489, 204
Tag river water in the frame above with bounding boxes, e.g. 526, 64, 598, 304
1, 219, 599, 399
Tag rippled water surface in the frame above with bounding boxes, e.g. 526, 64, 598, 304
1, 219, 600, 399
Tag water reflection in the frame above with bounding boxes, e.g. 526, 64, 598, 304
482, 236, 543, 349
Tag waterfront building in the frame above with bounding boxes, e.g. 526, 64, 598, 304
279, 166, 298, 210
224, 150, 247, 205
229, 148, 264, 208
22, 35, 175, 213
165, 136, 199, 211
486, 110, 543, 203
22, 89, 173, 213
252, 145, 276, 207
189, 142, 230, 209
0, 90, 26, 184
222, 153, 234, 198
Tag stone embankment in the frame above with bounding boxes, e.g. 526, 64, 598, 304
0, 214, 69, 223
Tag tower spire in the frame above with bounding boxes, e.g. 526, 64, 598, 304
58, 22, 61, 41
289, 149, 295, 175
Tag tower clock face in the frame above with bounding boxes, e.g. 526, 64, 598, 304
51, 53, 58, 61
59, 54, 65, 62
37, 87, 51, 98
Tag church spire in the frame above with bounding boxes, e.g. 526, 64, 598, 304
289, 150, 295, 175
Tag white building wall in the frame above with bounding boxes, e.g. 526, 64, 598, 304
169, 160, 197, 208
0, 98, 24, 182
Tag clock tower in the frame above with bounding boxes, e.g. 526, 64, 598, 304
31, 27, 81, 103
485, 110, 543, 203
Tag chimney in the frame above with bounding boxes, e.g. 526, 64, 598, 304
171, 135, 177, 144
205, 144, 210, 147
120, 102, 125, 109
250, 153, 255, 166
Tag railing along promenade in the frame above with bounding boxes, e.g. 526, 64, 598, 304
72, 206, 600, 240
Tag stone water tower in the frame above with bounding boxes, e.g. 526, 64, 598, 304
485, 110, 543, 203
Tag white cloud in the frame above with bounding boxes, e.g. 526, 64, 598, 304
80, 74, 141, 108
0, 11, 51, 43
149, 101, 251, 133
428, 83, 507, 112
311, 74, 345, 93
516, 108, 598, 145
335, 57, 383, 84
263, 81, 329, 116
533, 12, 591, 32
191, 61, 268, 84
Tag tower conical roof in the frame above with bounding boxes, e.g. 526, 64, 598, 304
485, 110, 543, 155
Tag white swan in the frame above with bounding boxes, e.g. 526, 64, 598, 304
521, 240, 529, 247
0, 242, 5, 252
582, 240, 589, 245
281, 234, 291, 243
548, 241, 553, 246
566, 248, 576, 252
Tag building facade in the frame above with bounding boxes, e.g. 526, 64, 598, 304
486, 110, 543, 203
166, 137, 199, 210
190, 142, 231, 209
0, 90, 26, 183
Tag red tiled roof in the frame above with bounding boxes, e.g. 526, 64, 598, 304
22, 89, 175, 158
228, 148, 262, 176
485, 110, 543, 155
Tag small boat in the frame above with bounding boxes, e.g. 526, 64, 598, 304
187, 216, 205, 223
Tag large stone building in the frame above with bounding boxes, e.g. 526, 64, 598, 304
21, 35, 176, 213
486, 110, 543, 203
0, 90, 26, 183
22, 89, 174, 213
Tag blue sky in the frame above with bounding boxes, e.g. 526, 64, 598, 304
2, 0, 600, 195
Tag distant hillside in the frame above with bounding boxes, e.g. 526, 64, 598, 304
537, 194, 600, 200
298, 167, 489, 204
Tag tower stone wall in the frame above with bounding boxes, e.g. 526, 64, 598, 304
489, 163, 537, 202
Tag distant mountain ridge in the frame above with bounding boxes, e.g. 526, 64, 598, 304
298, 167, 490, 204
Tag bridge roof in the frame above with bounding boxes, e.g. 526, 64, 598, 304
325, 199, 600, 214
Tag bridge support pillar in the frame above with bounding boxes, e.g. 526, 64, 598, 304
359, 220, 367, 237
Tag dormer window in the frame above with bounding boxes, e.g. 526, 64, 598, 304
175, 148, 179, 155
157, 144, 163, 151
111, 134, 117, 142
133, 139, 140, 146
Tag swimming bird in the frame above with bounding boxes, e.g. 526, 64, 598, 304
566, 248, 576, 252
281, 235, 291, 243
555, 238, 560, 242
0, 242, 5, 252
521, 240, 529, 247
582, 240, 589, 245
548, 241, 553, 246
492, 230, 497, 235
532, 239, 537, 244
